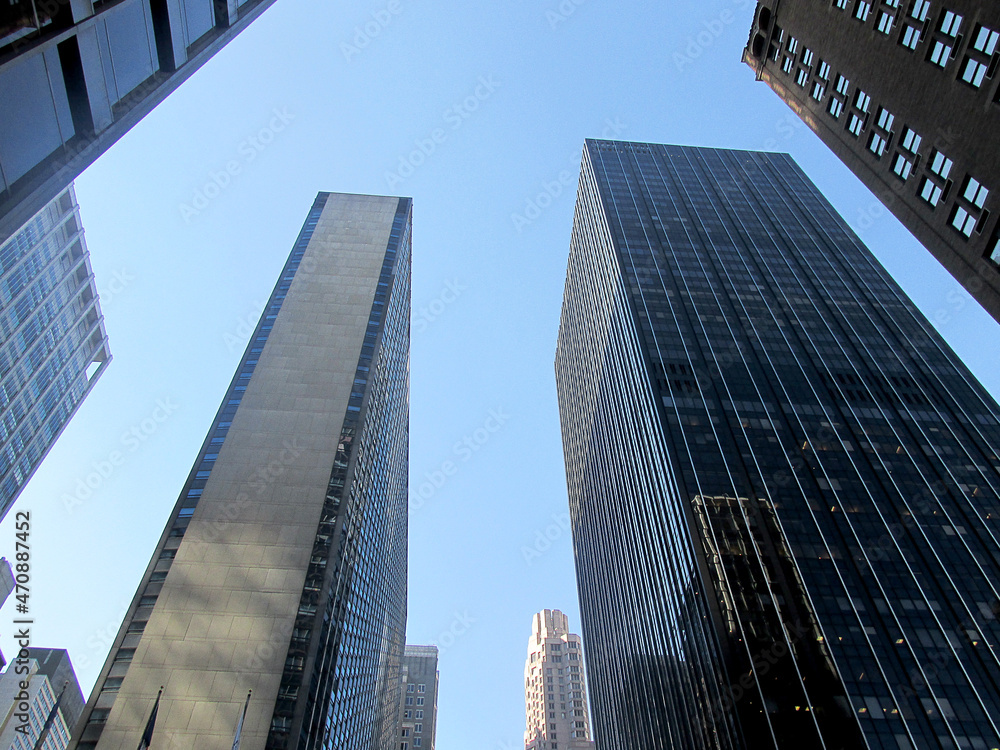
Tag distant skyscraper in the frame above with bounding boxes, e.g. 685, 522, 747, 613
743, 1, 1000, 322
0, 648, 84, 750
522, 610, 594, 750
395, 645, 439, 750
69, 192, 411, 750
0, 0, 283, 242
555, 140, 1000, 749
0, 183, 109, 519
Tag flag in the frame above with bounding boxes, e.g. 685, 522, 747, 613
32, 681, 66, 750
232, 690, 251, 750
137, 688, 162, 750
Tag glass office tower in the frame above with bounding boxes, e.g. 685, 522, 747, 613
70, 192, 410, 750
0, 182, 110, 519
555, 140, 1000, 750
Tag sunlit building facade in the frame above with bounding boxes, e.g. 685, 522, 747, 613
69, 192, 411, 750
555, 140, 1000, 749
523, 610, 594, 750
743, 1, 1000, 323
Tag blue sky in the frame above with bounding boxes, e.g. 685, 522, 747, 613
3, 0, 999, 748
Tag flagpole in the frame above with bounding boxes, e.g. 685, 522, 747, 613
137, 687, 163, 750
32, 680, 67, 750
232, 689, 251, 750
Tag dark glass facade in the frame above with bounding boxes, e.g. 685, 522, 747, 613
555, 140, 1000, 750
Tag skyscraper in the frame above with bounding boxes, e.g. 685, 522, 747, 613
0, 183, 110, 520
0, 0, 283, 242
743, 1, 1000, 323
69, 192, 411, 750
522, 610, 594, 750
0, 648, 85, 750
555, 140, 1000, 749
395, 645, 439, 750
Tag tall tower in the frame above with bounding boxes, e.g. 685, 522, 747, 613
523, 610, 594, 750
395, 645, 439, 750
555, 140, 1000, 749
69, 192, 411, 750
743, 1, 1000, 323
0, 182, 110, 519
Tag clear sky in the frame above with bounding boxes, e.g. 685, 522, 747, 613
2, 1, 999, 748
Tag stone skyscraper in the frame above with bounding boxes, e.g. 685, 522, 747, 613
69, 192, 411, 750
743, 1, 1000, 322
395, 645, 439, 750
523, 610, 594, 750
555, 140, 1000, 749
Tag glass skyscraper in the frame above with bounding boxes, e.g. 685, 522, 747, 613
0, 183, 109, 519
70, 192, 410, 750
555, 140, 1000, 750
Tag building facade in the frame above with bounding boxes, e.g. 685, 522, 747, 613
0, 0, 281, 242
0, 183, 109, 520
743, 1, 1000, 323
395, 646, 438, 750
522, 610, 594, 750
69, 192, 411, 750
0, 648, 84, 750
555, 140, 1000, 749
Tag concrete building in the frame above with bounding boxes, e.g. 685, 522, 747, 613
523, 610, 594, 750
743, 1, 1000, 323
555, 139, 1000, 749
395, 646, 438, 750
0, 648, 84, 750
0, 0, 282, 243
69, 192, 411, 750
0, 183, 109, 520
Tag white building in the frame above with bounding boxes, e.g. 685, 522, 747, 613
0, 651, 80, 750
523, 610, 595, 750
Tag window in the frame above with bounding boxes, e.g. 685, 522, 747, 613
939, 10, 962, 36
783, 56, 794, 73
986, 230, 1000, 265
802, 48, 814, 66
876, 107, 894, 131
829, 97, 845, 118
811, 82, 826, 101
848, 113, 865, 136
787, 36, 799, 53
855, 1, 871, 20
919, 177, 943, 206
796, 68, 809, 87
834, 75, 849, 95
963, 177, 988, 208
930, 150, 953, 178
972, 24, 1000, 55
834, 0, 848, 8
416, 711, 423, 719
960, 58, 988, 87
950, 206, 977, 236
929, 40, 952, 66
900, 127, 921, 153
416, 697, 424, 705
418, 684, 425, 693
868, 131, 888, 157
877, 11, 895, 33
854, 89, 871, 112
909, 0, 930, 21
901, 24, 921, 49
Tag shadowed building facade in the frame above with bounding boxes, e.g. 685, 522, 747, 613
395, 645, 438, 750
743, 1, 1000, 323
0, 0, 283, 243
555, 140, 1000, 749
69, 192, 410, 750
